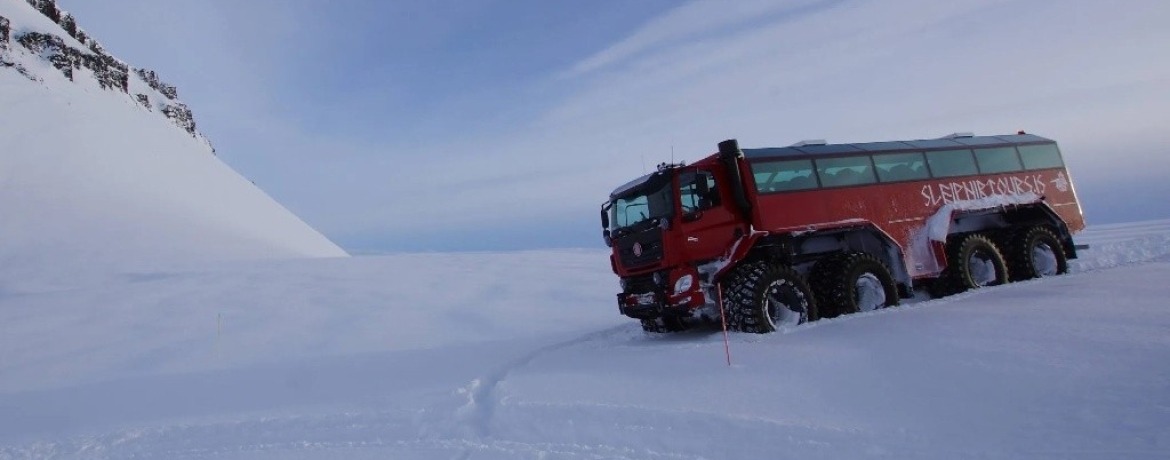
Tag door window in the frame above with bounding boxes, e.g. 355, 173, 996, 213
679, 170, 720, 214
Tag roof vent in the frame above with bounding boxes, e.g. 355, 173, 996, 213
790, 139, 827, 147
940, 132, 974, 139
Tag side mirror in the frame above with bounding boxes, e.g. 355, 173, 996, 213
600, 204, 611, 229
603, 230, 613, 247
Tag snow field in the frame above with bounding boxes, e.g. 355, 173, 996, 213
0, 221, 1168, 459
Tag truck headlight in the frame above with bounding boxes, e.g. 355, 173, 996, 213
673, 274, 694, 294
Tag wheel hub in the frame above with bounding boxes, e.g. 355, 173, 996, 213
1031, 242, 1059, 277
765, 280, 805, 328
854, 273, 886, 312
968, 251, 998, 286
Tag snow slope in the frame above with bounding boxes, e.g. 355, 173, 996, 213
0, 220, 1168, 459
0, 0, 346, 275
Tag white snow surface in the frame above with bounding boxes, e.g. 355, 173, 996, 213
1, 220, 1168, 459
0, 0, 346, 275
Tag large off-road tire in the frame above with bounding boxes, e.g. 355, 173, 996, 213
930, 233, 1009, 297
810, 252, 900, 318
1004, 226, 1068, 281
721, 262, 816, 334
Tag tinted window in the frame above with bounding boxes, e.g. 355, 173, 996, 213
816, 156, 876, 187
873, 152, 929, 182
752, 159, 818, 192
926, 149, 977, 178
1018, 144, 1065, 170
974, 147, 1023, 174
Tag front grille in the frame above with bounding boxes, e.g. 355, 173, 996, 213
623, 274, 658, 293
616, 229, 664, 268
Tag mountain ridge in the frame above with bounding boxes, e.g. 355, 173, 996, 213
1, 0, 204, 144
0, 0, 349, 272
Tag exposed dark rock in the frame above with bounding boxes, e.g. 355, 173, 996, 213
136, 93, 152, 111
16, 31, 128, 92
31, 0, 62, 25
1, 16, 10, 46
86, 39, 105, 55
84, 52, 129, 91
59, 13, 77, 39
162, 103, 197, 135
136, 68, 178, 100
18, 32, 77, 79
1, 22, 36, 82
21, 0, 104, 63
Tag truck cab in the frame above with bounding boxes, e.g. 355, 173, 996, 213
602, 156, 748, 329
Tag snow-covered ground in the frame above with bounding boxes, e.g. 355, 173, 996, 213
1, 220, 1168, 459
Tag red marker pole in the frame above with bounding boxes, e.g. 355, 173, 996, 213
716, 283, 732, 366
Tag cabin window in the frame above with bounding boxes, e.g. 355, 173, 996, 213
816, 156, 877, 187
1018, 144, 1065, 170
752, 159, 818, 192
974, 147, 1023, 174
873, 152, 929, 182
926, 149, 977, 178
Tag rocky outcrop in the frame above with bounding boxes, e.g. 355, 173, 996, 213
25, 0, 93, 53
17, 0, 131, 93
1, 16, 10, 46
27, 0, 60, 23
162, 103, 197, 135
6, 0, 206, 142
16, 32, 129, 91
1, 16, 35, 80
136, 93, 152, 111
136, 68, 178, 100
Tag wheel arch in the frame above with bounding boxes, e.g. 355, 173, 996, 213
742, 223, 912, 296
941, 202, 1078, 259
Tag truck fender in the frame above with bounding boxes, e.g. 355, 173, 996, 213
923, 197, 1061, 243
698, 228, 767, 282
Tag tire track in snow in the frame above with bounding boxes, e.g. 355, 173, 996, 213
0, 326, 641, 460
455, 324, 631, 439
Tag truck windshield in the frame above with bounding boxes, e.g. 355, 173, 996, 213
610, 179, 674, 233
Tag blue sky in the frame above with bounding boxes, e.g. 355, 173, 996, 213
58, 0, 1170, 252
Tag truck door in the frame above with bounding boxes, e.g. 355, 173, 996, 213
678, 168, 741, 263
